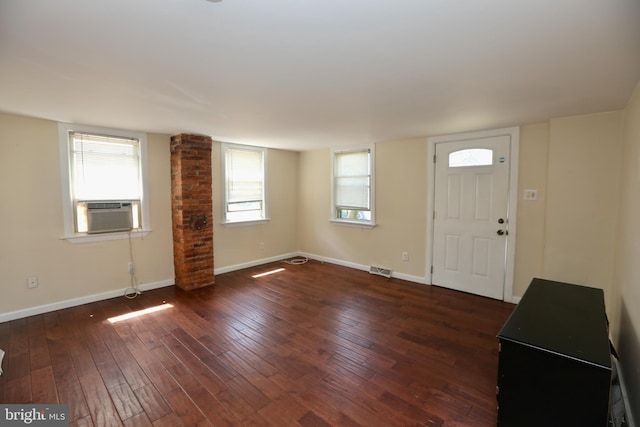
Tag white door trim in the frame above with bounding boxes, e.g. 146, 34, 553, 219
426, 127, 519, 303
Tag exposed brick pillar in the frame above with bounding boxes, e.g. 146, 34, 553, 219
170, 134, 214, 290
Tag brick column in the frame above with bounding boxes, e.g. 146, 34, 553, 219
170, 134, 214, 290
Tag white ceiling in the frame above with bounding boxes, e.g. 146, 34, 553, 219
1, 0, 639, 151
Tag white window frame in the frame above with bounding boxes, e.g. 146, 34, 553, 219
331, 144, 376, 227
221, 143, 268, 226
58, 122, 151, 243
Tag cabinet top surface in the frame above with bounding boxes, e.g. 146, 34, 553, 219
498, 278, 611, 369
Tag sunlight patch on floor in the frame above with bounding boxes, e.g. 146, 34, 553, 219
107, 303, 173, 323
252, 268, 286, 278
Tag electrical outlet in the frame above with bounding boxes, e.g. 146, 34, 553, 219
259, 242, 265, 251
28, 276, 38, 289
402, 251, 409, 261
128, 261, 135, 274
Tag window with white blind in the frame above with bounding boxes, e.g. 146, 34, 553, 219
332, 145, 375, 226
222, 143, 267, 224
58, 123, 149, 242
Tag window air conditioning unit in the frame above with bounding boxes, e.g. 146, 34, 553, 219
87, 201, 133, 234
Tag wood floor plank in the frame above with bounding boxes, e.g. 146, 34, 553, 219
55, 378, 91, 423
4, 375, 31, 403
226, 374, 270, 411
71, 414, 95, 427
98, 326, 151, 391
257, 400, 304, 426
108, 382, 145, 421
138, 361, 180, 397
122, 411, 154, 427
133, 383, 171, 422
0, 260, 514, 426
161, 334, 228, 396
47, 337, 78, 384
165, 359, 240, 425
30, 365, 58, 404
169, 327, 217, 361
298, 410, 333, 427
97, 360, 129, 391
28, 329, 51, 371
67, 335, 99, 379
78, 372, 123, 427
162, 387, 207, 427
7, 319, 30, 380
151, 412, 184, 427
216, 349, 281, 399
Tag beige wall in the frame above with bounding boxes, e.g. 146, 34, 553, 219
543, 111, 624, 309
212, 143, 299, 270
0, 112, 301, 319
0, 113, 175, 317
612, 81, 640, 422
1, 108, 630, 311
296, 117, 627, 301
513, 123, 550, 297
513, 112, 628, 315
297, 139, 428, 281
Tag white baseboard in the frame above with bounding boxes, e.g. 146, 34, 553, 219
0, 278, 175, 323
0, 252, 448, 323
216, 250, 429, 286
1, 252, 300, 322
214, 252, 300, 275
298, 252, 429, 285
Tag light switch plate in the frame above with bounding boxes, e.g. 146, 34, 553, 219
523, 189, 538, 201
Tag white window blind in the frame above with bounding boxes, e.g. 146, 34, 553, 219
224, 145, 265, 222
71, 132, 141, 200
334, 149, 371, 210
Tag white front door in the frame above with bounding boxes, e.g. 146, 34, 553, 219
431, 135, 512, 300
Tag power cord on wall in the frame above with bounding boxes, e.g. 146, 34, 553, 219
124, 231, 142, 299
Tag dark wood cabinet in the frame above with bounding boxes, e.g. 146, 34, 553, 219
497, 278, 612, 426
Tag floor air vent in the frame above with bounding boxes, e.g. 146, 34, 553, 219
369, 266, 392, 278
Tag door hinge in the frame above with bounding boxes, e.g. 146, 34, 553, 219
433, 154, 436, 163
430, 266, 434, 274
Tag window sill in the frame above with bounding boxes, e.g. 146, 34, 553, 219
61, 229, 151, 244
329, 219, 377, 229
222, 218, 270, 227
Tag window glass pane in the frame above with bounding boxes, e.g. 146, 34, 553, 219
448, 148, 493, 167
337, 209, 371, 221
228, 201, 262, 212
226, 210, 263, 222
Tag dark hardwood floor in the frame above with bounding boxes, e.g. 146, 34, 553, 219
0, 260, 514, 426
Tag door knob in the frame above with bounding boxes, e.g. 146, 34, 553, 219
498, 218, 505, 224
497, 229, 506, 236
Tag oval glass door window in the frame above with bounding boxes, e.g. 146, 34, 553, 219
448, 148, 493, 167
